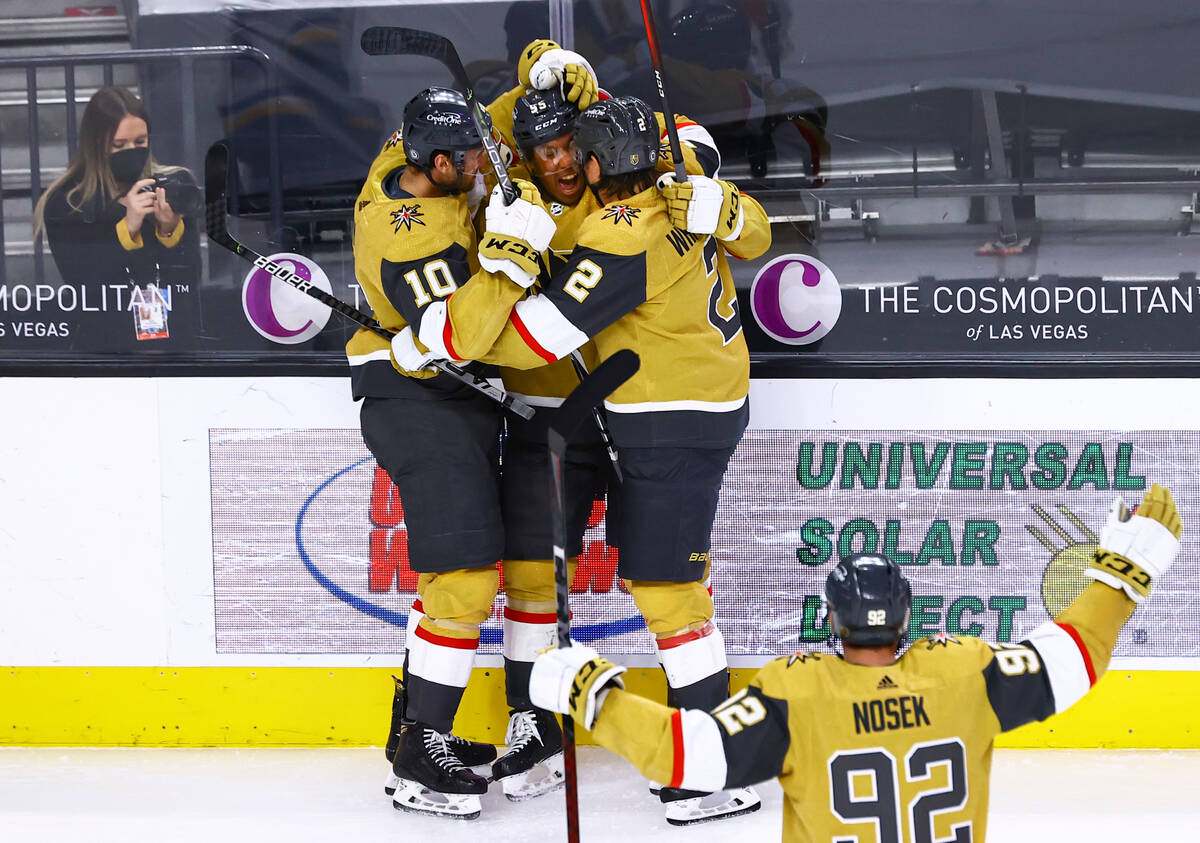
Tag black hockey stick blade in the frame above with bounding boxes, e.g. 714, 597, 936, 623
359, 26, 517, 204
548, 349, 640, 458
203, 142, 535, 420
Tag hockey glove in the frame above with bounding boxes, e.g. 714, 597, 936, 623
390, 325, 442, 373
530, 643, 626, 731
656, 173, 744, 240
518, 39, 599, 110
1085, 482, 1182, 603
478, 179, 556, 287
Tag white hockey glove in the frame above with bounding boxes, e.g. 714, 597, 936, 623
517, 39, 598, 110
656, 173, 744, 240
530, 643, 626, 731
390, 325, 442, 373
1085, 482, 1182, 603
478, 179, 555, 288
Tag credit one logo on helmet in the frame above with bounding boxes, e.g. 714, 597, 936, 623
750, 254, 842, 345
241, 253, 333, 344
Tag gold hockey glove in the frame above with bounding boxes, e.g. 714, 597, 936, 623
1085, 482, 1182, 602
530, 643, 626, 730
656, 173, 744, 240
517, 39, 599, 110
478, 179, 555, 286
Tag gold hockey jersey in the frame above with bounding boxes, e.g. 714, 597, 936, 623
471, 100, 736, 409
346, 133, 522, 399
590, 581, 1132, 843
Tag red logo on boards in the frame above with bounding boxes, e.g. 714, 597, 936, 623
367, 465, 623, 594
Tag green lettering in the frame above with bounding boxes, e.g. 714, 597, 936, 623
951, 442, 987, 489
916, 520, 954, 566
988, 595, 1026, 642
910, 596, 943, 638
801, 595, 831, 642
946, 596, 984, 636
796, 518, 833, 565
1067, 443, 1109, 490
911, 443, 949, 489
797, 443, 838, 489
990, 443, 1029, 490
1032, 443, 1067, 489
1113, 442, 1146, 491
837, 518, 879, 558
882, 520, 913, 565
840, 442, 882, 489
960, 520, 999, 565
885, 442, 904, 489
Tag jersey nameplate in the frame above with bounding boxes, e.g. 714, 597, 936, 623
852, 695, 931, 734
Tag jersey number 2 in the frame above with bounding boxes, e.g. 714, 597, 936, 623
704, 238, 741, 344
829, 739, 971, 843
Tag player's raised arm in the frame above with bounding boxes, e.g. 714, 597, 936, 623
530, 645, 791, 793
983, 483, 1182, 732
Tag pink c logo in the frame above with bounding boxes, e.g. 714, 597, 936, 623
750, 254, 842, 345
241, 253, 333, 345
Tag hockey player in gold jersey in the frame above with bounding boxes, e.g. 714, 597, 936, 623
348, 85, 567, 820
458, 52, 770, 811
396, 93, 772, 824
529, 483, 1184, 841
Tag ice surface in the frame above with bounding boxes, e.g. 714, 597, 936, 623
0, 746, 1197, 842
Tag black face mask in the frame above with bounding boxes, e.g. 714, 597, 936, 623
109, 146, 150, 185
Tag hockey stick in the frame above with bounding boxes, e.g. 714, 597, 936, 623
546, 348, 640, 843
567, 351, 623, 484
360, 26, 517, 204
637, 0, 687, 181
203, 142, 535, 420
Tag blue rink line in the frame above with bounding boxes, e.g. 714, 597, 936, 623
295, 457, 646, 644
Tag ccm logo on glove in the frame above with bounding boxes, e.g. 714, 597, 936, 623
569, 659, 607, 708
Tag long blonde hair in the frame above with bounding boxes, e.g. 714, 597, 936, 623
32, 86, 165, 238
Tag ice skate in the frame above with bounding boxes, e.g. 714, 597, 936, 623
383, 676, 496, 795
390, 723, 489, 820
660, 785, 761, 826
491, 709, 565, 802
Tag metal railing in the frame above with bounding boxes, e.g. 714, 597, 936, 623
0, 45, 281, 286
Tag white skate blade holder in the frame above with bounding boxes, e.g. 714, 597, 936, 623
664, 787, 761, 826
495, 750, 566, 802
386, 762, 492, 796
392, 777, 482, 820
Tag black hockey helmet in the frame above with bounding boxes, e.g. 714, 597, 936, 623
512, 87, 579, 153
574, 96, 658, 176
825, 553, 912, 647
401, 86, 487, 171
669, 2, 751, 71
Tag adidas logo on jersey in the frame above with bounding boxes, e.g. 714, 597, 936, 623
877, 675, 898, 690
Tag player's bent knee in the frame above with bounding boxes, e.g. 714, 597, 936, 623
419, 566, 501, 627
626, 578, 715, 637
503, 558, 578, 610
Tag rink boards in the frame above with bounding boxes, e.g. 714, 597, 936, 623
2, 377, 1199, 747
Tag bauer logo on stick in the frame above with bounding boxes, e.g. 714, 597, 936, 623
241, 253, 333, 344
750, 254, 842, 345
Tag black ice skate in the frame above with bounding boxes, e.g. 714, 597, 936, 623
490, 709, 565, 802
390, 723, 489, 820
660, 785, 761, 826
383, 675, 497, 796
